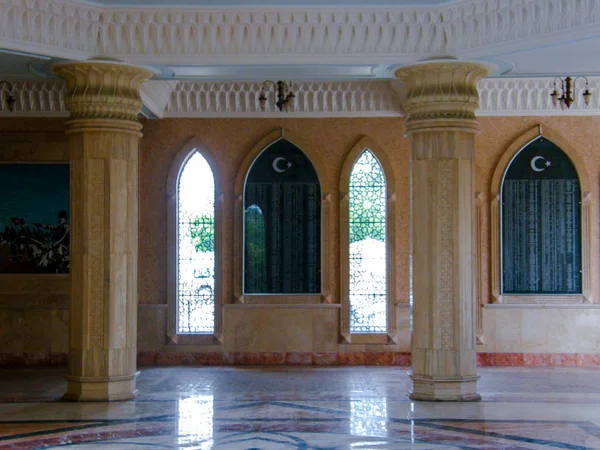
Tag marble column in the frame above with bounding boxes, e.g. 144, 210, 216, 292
53, 60, 154, 401
395, 62, 489, 401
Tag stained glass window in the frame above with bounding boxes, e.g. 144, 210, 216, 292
349, 150, 386, 333
244, 139, 321, 294
177, 152, 215, 334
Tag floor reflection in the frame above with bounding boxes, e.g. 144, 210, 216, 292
178, 394, 214, 449
349, 399, 387, 437
1, 367, 600, 449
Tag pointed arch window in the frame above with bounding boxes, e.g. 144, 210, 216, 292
501, 137, 582, 295
340, 139, 396, 345
167, 141, 224, 344
348, 150, 387, 332
177, 152, 216, 334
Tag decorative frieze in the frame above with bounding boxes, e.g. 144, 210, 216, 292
166, 80, 400, 116
0, 80, 67, 116
1, 0, 599, 62
2, 77, 600, 117
478, 77, 600, 115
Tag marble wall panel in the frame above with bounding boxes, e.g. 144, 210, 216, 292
481, 307, 600, 353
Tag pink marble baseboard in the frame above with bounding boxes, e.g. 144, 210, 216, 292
2, 352, 600, 367
137, 351, 412, 367
476, 353, 600, 367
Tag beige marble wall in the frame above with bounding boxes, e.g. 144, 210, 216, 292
137, 117, 412, 354
138, 304, 412, 354
138, 117, 411, 309
2, 116, 600, 362
474, 116, 600, 354
481, 307, 600, 353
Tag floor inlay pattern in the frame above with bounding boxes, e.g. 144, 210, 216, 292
1, 367, 599, 449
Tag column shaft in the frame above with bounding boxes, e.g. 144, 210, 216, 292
54, 61, 153, 401
395, 62, 489, 401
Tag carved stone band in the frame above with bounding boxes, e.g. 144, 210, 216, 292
53, 61, 155, 122
395, 62, 490, 123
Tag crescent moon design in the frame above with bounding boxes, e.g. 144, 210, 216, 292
272, 157, 291, 173
530, 156, 547, 172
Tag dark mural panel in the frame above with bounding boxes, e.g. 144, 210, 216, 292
502, 138, 581, 294
0, 164, 70, 274
244, 139, 321, 294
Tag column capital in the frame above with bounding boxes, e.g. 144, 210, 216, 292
395, 61, 489, 126
53, 60, 155, 122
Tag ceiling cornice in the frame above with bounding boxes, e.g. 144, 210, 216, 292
2, 78, 600, 118
1, 0, 599, 69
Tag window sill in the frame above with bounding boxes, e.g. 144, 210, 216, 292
224, 303, 340, 309
490, 294, 591, 306
485, 303, 600, 310
167, 333, 223, 346
236, 294, 324, 304
340, 333, 396, 345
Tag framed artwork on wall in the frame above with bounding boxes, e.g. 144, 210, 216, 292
0, 163, 70, 274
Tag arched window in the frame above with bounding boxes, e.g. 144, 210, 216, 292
501, 137, 582, 295
340, 137, 397, 344
244, 139, 321, 294
167, 139, 223, 344
177, 152, 216, 333
348, 150, 387, 332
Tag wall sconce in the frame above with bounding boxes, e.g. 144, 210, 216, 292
0, 81, 15, 112
258, 80, 295, 111
550, 76, 592, 109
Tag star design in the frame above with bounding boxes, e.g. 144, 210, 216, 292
545, 160, 552, 167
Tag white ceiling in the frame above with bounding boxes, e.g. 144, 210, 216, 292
494, 36, 600, 77
0, 52, 51, 79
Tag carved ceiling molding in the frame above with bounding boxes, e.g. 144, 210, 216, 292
0, 80, 68, 117
0, 0, 599, 63
2, 77, 600, 117
165, 80, 400, 117
478, 77, 600, 116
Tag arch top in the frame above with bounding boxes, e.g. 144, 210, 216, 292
166, 136, 221, 198
234, 128, 329, 196
340, 135, 395, 195
491, 125, 591, 196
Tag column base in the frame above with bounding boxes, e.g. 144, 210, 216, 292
409, 374, 481, 402
63, 373, 138, 402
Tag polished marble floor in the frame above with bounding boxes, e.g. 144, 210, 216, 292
1, 366, 600, 449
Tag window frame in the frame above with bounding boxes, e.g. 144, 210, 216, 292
167, 137, 224, 344
232, 130, 333, 305
489, 126, 592, 305
339, 136, 397, 344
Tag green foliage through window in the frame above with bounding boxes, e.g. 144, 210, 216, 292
349, 152, 386, 244
189, 215, 214, 253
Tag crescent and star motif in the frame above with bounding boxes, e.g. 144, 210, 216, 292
272, 156, 293, 173
530, 156, 551, 172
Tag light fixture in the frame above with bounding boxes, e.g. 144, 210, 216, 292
550, 76, 592, 109
0, 81, 15, 112
258, 80, 295, 112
